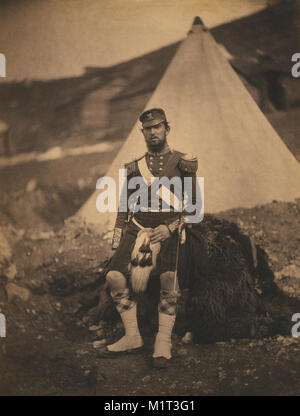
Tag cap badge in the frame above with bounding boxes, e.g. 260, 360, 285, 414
146, 112, 154, 120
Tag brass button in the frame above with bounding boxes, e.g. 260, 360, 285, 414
160, 156, 163, 159
159, 162, 163, 165
159, 168, 163, 171
150, 162, 153, 165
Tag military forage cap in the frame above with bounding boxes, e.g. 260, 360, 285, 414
139, 108, 167, 128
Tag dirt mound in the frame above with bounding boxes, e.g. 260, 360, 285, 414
218, 198, 300, 296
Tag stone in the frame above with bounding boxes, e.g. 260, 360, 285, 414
6, 283, 30, 302
93, 339, 106, 349
26, 179, 37, 193
181, 331, 193, 344
275, 264, 300, 281
89, 323, 104, 331
176, 347, 188, 356
76, 349, 89, 356
5, 263, 17, 280
0, 228, 12, 266
30, 231, 55, 241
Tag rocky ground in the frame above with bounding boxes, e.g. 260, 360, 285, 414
0, 177, 299, 395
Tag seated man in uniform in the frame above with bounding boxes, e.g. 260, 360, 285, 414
99, 108, 201, 368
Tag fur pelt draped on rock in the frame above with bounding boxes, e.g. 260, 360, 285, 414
177, 215, 262, 342
89, 215, 291, 343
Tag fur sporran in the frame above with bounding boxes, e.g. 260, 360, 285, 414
129, 229, 160, 293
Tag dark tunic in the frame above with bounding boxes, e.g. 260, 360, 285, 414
107, 146, 200, 285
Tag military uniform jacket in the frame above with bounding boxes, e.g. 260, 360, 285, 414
114, 145, 200, 235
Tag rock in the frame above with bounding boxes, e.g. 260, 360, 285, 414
276, 335, 285, 343
0, 228, 12, 267
26, 179, 37, 193
218, 369, 226, 381
203, 388, 214, 395
281, 336, 298, 346
194, 380, 205, 386
176, 347, 188, 356
141, 376, 151, 383
89, 323, 104, 331
231, 377, 239, 385
4, 263, 17, 280
93, 339, 106, 349
275, 264, 300, 281
237, 219, 244, 228
94, 329, 104, 338
181, 331, 193, 344
30, 231, 55, 241
55, 302, 62, 311
6, 282, 30, 302
76, 349, 89, 356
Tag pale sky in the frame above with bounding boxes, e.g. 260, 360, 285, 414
0, 0, 268, 82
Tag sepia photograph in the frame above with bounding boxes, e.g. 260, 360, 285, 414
0, 0, 300, 398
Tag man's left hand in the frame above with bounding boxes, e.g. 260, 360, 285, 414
150, 225, 171, 244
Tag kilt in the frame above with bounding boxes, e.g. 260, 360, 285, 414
107, 213, 179, 279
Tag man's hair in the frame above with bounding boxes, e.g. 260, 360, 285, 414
164, 121, 170, 131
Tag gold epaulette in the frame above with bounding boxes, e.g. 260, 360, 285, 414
178, 153, 198, 173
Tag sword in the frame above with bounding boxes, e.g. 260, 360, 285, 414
173, 216, 186, 292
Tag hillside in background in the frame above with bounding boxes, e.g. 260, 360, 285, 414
0, 0, 299, 160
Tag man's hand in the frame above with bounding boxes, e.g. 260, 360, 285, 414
150, 225, 171, 244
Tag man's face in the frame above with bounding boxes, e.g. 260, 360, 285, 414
142, 121, 169, 150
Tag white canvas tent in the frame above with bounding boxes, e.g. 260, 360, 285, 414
77, 17, 300, 231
